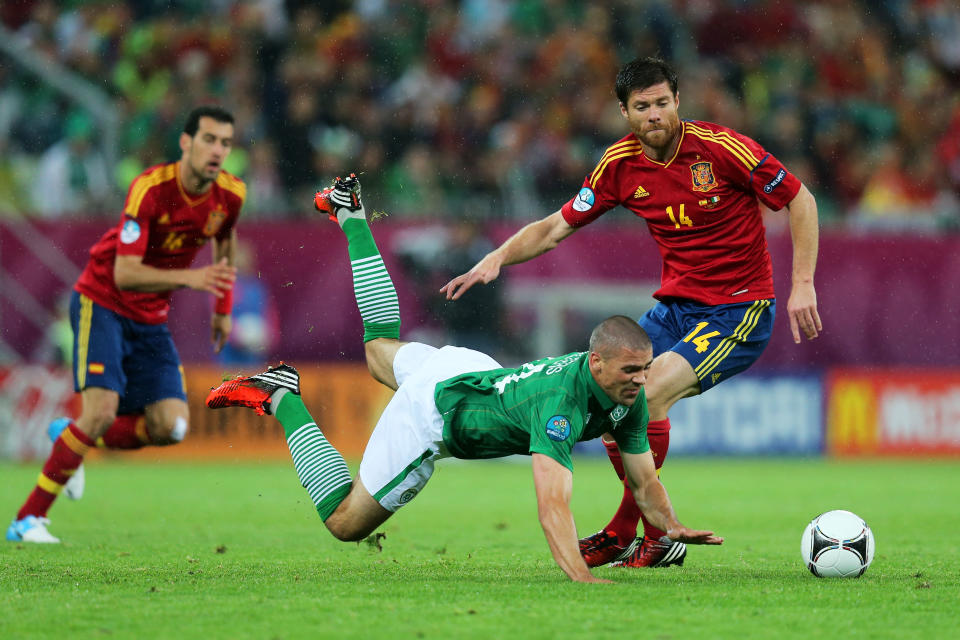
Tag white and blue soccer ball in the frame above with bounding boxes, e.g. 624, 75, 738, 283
801, 509, 875, 578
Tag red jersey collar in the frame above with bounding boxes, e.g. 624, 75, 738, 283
639, 121, 686, 168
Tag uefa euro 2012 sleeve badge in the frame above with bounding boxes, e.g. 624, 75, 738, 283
690, 161, 717, 192
545, 415, 570, 442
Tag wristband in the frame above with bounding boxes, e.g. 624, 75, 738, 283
214, 286, 233, 315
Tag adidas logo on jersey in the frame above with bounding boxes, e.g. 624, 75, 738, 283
633, 185, 650, 199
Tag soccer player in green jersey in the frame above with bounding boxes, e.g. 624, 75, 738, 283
206, 175, 722, 583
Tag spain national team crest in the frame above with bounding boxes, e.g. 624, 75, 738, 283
690, 161, 717, 193
203, 207, 227, 237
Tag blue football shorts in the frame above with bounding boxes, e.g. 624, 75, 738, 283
69, 291, 187, 414
638, 298, 775, 392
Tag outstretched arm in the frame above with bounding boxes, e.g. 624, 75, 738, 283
441, 211, 576, 300
210, 230, 237, 353
114, 254, 236, 294
531, 453, 611, 584
621, 450, 723, 545
785, 183, 821, 344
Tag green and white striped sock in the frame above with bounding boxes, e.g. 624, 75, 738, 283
273, 390, 352, 521
342, 218, 401, 342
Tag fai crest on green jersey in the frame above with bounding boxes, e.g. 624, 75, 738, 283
610, 405, 628, 422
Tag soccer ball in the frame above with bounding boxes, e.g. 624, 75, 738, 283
800, 509, 875, 578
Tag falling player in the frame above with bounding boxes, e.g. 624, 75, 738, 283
442, 57, 821, 568
205, 175, 722, 582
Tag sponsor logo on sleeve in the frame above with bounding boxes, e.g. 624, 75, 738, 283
764, 168, 786, 193
120, 219, 141, 244
546, 415, 571, 442
398, 488, 419, 504
572, 187, 595, 212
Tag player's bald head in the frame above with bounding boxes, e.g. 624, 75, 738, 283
589, 316, 652, 358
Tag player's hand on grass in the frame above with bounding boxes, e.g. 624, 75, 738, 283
440, 253, 502, 300
787, 280, 821, 343
211, 313, 231, 353
574, 575, 614, 584
666, 526, 723, 545
191, 257, 237, 295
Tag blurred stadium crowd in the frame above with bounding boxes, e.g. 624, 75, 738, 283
1, 0, 959, 230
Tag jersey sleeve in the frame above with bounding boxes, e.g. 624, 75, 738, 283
115, 176, 158, 258
215, 173, 246, 241
528, 393, 584, 471
610, 397, 650, 455
560, 142, 636, 227
214, 200, 241, 242
713, 126, 801, 211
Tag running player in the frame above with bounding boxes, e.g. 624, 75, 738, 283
7, 106, 245, 543
441, 57, 821, 568
205, 175, 722, 583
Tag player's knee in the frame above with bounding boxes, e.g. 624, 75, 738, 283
148, 415, 189, 445
84, 408, 118, 436
326, 523, 360, 542
364, 339, 400, 388
324, 510, 373, 542
327, 524, 372, 543
644, 386, 683, 419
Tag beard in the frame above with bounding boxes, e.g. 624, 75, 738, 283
640, 123, 677, 148
189, 158, 218, 183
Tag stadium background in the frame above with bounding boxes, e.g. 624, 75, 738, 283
1, 0, 959, 463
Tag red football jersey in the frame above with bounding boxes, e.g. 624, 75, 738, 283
561, 120, 801, 305
75, 162, 246, 324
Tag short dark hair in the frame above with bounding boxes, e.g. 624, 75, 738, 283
589, 315, 652, 357
615, 57, 678, 105
183, 105, 234, 137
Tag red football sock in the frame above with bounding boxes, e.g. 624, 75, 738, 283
601, 438, 640, 540
602, 418, 671, 542
640, 418, 671, 540
17, 422, 95, 519
603, 438, 625, 479
98, 414, 151, 449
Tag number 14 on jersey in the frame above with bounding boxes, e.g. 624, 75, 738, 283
666, 204, 692, 229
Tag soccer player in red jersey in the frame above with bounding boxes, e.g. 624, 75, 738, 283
442, 58, 821, 568
7, 106, 245, 543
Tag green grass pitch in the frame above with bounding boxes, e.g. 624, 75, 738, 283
1, 457, 957, 639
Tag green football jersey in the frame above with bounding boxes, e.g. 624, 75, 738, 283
434, 351, 649, 471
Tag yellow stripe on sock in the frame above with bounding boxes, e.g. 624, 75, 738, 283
37, 473, 64, 495
60, 427, 91, 456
